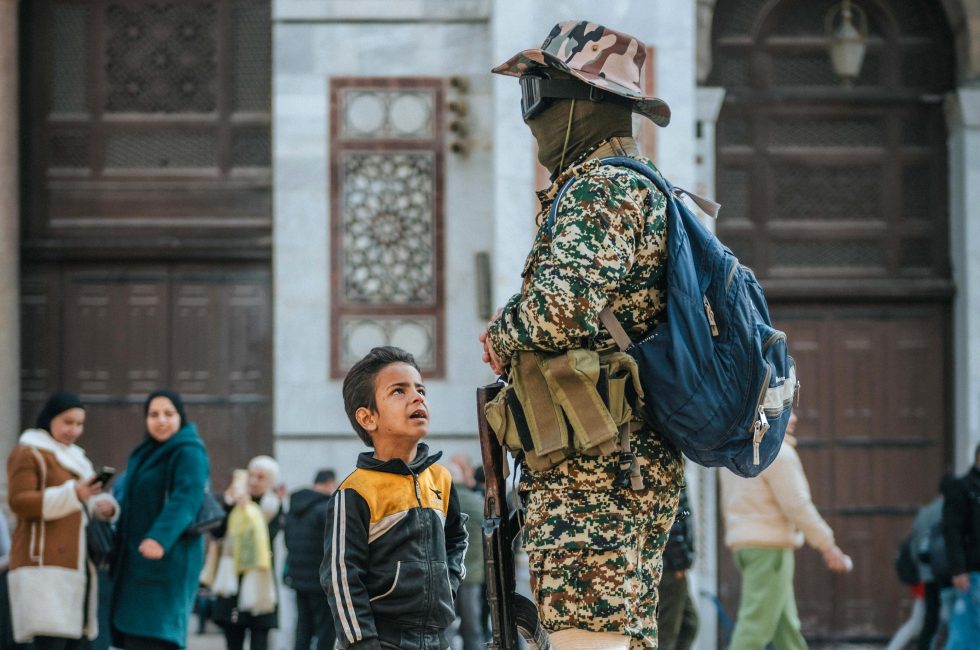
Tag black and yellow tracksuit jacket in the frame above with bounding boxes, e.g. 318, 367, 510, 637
321, 443, 468, 650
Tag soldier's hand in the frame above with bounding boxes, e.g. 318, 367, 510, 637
479, 309, 508, 375
480, 337, 507, 375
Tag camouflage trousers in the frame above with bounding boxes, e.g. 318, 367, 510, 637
520, 431, 684, 649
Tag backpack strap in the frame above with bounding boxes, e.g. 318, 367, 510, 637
673, 187, 720, 219
599, 307, 632, 352
546, 156, 720, 234
548, 156, 721, 352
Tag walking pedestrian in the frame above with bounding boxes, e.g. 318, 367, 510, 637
211, 456, 284, 650
719, 412, 851, 650
657, 488, 698, 650
448, 455, 486, 650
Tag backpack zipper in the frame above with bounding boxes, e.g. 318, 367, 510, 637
751, 365, 772, 465
703, 296, 719, 337
753, 406, 769, 466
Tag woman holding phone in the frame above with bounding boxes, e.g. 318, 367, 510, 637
5, 390, 120, 650
111, 389, 211, 650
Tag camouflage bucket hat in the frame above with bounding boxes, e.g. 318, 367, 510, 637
492, 20, 671, 127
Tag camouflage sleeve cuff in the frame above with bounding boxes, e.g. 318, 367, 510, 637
486, 293, 522, 362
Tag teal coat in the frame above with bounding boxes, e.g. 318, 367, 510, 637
111, 424, 210, 649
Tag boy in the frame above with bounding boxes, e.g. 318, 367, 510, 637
321, 346, 468, 650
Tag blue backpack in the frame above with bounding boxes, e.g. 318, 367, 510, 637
548, 156, 797, 477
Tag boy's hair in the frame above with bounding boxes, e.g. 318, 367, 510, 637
342, 346, 420, 446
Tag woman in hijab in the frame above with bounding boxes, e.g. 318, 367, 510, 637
210, 455, 284, 650
6, 391, 120, 649
111, 390, 211, 650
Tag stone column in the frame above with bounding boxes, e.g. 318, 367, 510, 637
489, 0, 537, 309
946, 86, 980, 473
0, 0, 20, 503
688, 85, 725, 650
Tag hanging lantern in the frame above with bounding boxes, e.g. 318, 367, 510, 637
825, 0, 869, 87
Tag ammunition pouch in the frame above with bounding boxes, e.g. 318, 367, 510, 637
484, 349, 644, 472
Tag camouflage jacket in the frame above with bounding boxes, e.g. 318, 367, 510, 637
487, 137, 668, 362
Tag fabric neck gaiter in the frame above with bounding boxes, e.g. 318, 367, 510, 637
527, 79, 634, 177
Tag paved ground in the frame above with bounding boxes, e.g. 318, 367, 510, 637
185, 630, 226, 650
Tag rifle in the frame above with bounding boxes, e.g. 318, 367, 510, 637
477, 382, 552, 650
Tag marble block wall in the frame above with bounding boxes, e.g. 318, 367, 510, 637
273, 0, 499, 485
273, 0, 701, 486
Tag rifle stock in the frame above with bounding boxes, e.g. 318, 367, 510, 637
477, 383, 551, 650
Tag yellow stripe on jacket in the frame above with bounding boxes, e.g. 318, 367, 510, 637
340, 463, 454, 543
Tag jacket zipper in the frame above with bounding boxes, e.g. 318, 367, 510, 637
412, 471, 430, 644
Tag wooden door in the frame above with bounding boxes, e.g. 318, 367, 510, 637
18, 0, 274, 488
709, 0, 954, 641
21, 263, 272, 487
716, 303, 948, 640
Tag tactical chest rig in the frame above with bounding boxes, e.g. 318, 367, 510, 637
486, 349, 646, 489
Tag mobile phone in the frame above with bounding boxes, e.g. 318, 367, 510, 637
89, 466, 116, 486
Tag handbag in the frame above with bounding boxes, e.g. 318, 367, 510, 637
185, 492, 226, 538
164, 456, 228, 538
84, 511, 116, 569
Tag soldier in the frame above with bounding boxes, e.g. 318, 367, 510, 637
479, 20, 684, 649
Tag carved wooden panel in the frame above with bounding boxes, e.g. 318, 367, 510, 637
339, 152, 437, 305
23, 0, 272, 254
104, 2, 218, 113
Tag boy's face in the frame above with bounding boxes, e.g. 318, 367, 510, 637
356, 362, 429, 445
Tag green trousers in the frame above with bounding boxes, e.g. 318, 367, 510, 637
728, 547, 807, 650
656, 570, 699, 650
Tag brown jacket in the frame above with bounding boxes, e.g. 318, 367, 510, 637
8, 443, 84, 570
6, 428, 118, 642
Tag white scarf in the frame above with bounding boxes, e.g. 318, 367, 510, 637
18, 429, 95, 480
